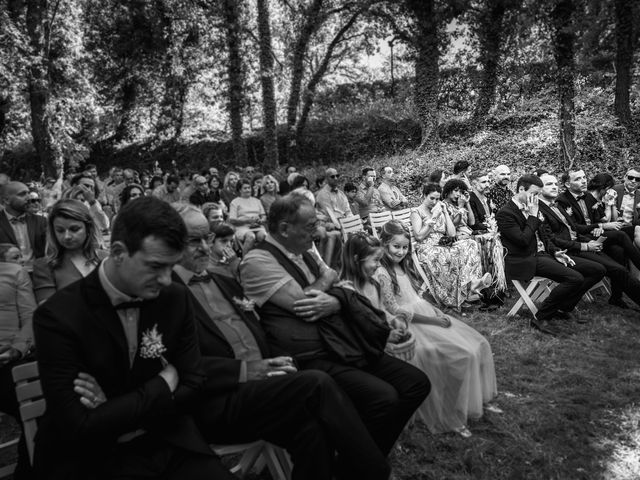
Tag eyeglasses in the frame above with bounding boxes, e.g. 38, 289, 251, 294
627, 175, 640, 182
28, 198, 41, 204
329, 174, 340, 179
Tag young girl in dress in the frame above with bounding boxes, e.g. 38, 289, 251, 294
375, 220, 498, 436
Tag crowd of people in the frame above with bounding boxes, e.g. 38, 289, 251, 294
0, 158, 638, 479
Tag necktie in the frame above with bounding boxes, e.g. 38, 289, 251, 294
188, 272, 213, 285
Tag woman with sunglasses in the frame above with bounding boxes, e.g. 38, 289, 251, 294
32, 199, 107, 304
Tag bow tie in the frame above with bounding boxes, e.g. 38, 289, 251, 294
188, 272, 213, 285
548, 201, 557, 208
115, 300, 145, 310
575, 194, 585, 201
9, 216, 26, 224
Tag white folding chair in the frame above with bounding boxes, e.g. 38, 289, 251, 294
507, 277, 554, 318
368, 211, 392, 239
12, 361, 43, 466
390, 208, 412, 227
338, 214, 364, 241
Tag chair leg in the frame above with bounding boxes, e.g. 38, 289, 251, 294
508, 280, 540, 317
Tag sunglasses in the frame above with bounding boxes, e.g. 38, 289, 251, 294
28, 198, 41, 204
627, 175, 640, 182
329, 174, 340, 179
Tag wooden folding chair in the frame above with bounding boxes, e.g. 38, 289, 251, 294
12, 361, 43, 466
0, 413, 19, 478
583, 278, 611, 303
507, 277, 554, 318
338, 214, 364, 241
211, 441, 292, 480
390, 208, 412, 227
368, 211, 392, 239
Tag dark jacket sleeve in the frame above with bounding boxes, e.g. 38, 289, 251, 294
496, 207, 540, 249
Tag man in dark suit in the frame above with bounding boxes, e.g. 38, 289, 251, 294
33, 197, 232, 480
538, 173, 639, 309
612, 167, 640, 226
557, 168, 640, 274
0, 181, 47, 270
496, 175, 602, 333
172, 205, 389, 480
468, 171, 494, 233
240, 195, 429, 459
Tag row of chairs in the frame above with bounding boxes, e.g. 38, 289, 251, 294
1, 362, 292, 479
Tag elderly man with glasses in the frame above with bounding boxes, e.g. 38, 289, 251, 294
612, 167, 640, 227
315, 168, 353, 228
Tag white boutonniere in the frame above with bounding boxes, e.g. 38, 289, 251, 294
489, 200, 496, 211
566, 207, 573, 216
538, 212, 545, 222
140, 324, 168, 366
233, 296, 256, 312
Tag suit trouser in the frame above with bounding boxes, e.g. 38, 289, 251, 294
603, 230, 640, 270
196, 369, 390, 480
575, 251, 640, 306
534, 254, 601, 318
301, 354, 430, 457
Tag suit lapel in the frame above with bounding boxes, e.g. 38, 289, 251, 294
26, 214, 37, 254
0, 212, 18, 245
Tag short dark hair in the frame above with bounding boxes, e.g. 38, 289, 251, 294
267, 194, 313, 234
427, 169, 445, 184
83, 163, 97, 172
422, 183, 441, 197
285, 165, 297, 174
453, 160, 470, 175
344, 182, 357, 193
442, 178, 468, 198
588, 173, 614, 192
362, 167, 375, 177
111, 196, 187, 255
516, 174, 543, 192
468, 170, 488, 183
532, 168, 549, 177
290, 175, 309, 190
166, 175, 179, 185
211, 222, 235, 239
560, 167, 583, 185
236, 178, 252, 192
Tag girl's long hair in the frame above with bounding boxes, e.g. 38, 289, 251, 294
379, 220, 422, 295
46, 199, 101, 269
340, 231, 382, 291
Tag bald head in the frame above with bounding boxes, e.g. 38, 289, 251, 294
493, 165, 511, 186
2, 182, 30, 215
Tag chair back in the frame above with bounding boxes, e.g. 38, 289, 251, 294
338, 215, 364, 241
12, 362, 44, 465
368, 211, 392, 239
390, 208, 412, 227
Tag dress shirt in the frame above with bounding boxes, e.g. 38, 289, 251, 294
152, 184, 181, 204
174, 265, 262, 383
355, 182, 383, 219
5, 211, 33, 266
540, 198, 581, 244
377, 182, 407, 210
98, 261, 141, 367
315, 185, 352, 225
620, 187, 636, 224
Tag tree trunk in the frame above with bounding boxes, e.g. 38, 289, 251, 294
405, 0, 439, 149
257, 0, 279, 170
295, 9, 362, 142
552, 0, 576, 169
614, 0, 634, 125
285, 0, 324, 162
26, 0, 61, 176
222, 0, 248, 166
113, 78, 140, 143
472, 0, 506, 123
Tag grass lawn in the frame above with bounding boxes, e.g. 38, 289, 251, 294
1, 295, 638, 480
390, 293, 640, 480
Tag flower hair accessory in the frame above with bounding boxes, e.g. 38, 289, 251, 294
233, 296, 256, 312
140, 324, 168, 366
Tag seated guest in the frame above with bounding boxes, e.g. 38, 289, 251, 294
259, 174, 280, 215
355, 167, 384, 220
189, 175, 218, 207
344, 182, 360, 217
240, 194, 430, 458
538, 173, 639, 309
220, 171, 240, 206
496, 174, 603, 333
228, 178, 267, 252
0, 246, 36, 478
119, 183, 145, 208
278, 165, 297, 195
152, 174, 181, 203
315, 167, 353, 227
347, 223, 497, 436
612, 167, 640, 226
33, 199, 108, 304
0, 181, 48, 271
206, 222, 240, 279
251, 173, 263, 198
442, 179, 476, 239
33, 196, 233, 480
173, 205, 390, 480
202, 202, 225, 228
207, 175, 225, 207
426, 169, 448, 188
411, 184, 490, 309
378, 166, 408, 211
486, 165, 513, 212
557, 168, 640, 272
468, 171, 495, 233
585, 173, 618, 223
452, 160, 471, 187
66, 173, 110, 232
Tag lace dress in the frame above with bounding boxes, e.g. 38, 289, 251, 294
374, 267, 497, 434
413, 206, 482, 308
